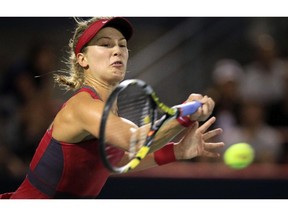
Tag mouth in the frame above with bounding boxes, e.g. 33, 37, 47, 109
111, 61, 123, 67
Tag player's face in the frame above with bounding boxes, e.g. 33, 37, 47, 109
84, 27, 129, 85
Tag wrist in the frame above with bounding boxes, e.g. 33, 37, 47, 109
176, 101, 196, 127
177, 116, 195, 127
154, 143, 176, 166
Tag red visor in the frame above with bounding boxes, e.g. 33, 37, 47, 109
74, 17, 133, 55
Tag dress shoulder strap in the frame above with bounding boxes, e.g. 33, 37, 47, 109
77, 85, 102, 100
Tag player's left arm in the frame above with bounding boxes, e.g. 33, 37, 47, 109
118, 116, 224, 173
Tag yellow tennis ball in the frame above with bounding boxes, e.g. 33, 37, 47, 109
223, 143, 255, 169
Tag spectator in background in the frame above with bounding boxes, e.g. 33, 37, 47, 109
267, 66, 288, 163
221, 100, 283, 164
206, 58, 284, 164
239, 33, 287, 106
0, 41, 61, 166
237, 33, 288, 164
0, 146, 27, 179
0, 109, 27, 180
206, 59, 244, 132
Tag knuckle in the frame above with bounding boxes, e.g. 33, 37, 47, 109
189, 93, 203, 99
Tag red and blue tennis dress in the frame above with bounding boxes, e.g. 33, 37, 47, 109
0, 86, 124, 199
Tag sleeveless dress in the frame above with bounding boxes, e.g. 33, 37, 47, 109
0, 86, 124, 199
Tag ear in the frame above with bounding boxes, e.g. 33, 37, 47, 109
77, 53, 88, 68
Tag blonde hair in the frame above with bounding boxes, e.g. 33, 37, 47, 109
54, 17, 111, 91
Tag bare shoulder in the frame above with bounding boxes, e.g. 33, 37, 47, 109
68, 91, 103, 111
52, 91, 104, 142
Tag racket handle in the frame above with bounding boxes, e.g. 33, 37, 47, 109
174, 101, 202, 117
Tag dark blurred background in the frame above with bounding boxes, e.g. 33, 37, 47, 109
1, 17, 288, 198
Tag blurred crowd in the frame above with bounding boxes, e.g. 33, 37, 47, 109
0, 41, 63, 188
0, 21, 288, 193
205, 33, 288, 164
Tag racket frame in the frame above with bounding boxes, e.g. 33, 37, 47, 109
99, 79, 200, 173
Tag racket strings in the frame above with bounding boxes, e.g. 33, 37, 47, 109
117, 87, 153, 158
102, 83, 155, 170
118, 89, 152, 125
118, 97, 150, 124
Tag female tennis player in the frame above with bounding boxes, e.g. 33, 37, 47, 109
0, 17, 224, 199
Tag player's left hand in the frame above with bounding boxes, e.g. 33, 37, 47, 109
173, 116, 224, 160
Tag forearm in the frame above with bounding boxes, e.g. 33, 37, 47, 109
114, 115, 195, 173
148, 119, 184, 152
148, 116, 195, 153
126, 142, 176, 172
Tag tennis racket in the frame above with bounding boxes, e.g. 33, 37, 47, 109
99, 79, 201, 174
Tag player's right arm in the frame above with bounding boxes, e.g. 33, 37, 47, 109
51, 92, 137, 151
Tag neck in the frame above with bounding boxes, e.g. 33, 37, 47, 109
83, 74, 119, 102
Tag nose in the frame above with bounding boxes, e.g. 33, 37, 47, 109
113, 45, 122, 56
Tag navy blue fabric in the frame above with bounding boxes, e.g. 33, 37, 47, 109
27, 138, 64, 197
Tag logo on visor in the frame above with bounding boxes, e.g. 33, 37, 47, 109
102, 20, 108, 24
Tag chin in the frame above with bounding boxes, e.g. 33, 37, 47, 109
109, 75, 125, 86
114, 71, 126, 79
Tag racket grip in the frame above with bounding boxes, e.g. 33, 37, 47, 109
174, 101, 202, 117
